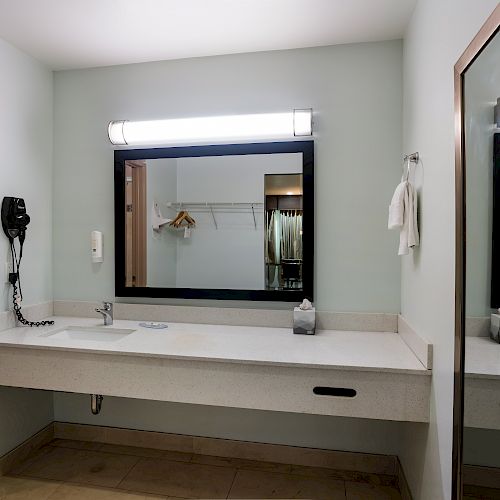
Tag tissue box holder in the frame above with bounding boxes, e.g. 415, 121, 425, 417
293, 307, 316, 335
491, 313, 500, 342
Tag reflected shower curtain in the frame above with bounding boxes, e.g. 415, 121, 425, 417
279, 210, 303, 260
265, 210, 303, 287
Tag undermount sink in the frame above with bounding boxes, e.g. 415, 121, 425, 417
41, 326, 135, 342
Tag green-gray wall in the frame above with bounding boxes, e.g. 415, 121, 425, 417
0, 37, 54, 455
50, 39, 407, 462
53, 40, 403, 313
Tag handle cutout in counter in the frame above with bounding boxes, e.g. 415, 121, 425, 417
313, 386, 357, 398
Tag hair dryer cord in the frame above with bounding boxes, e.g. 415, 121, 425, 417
12, 280, 54, 327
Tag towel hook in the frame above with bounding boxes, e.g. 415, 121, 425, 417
402, 152, 419, 181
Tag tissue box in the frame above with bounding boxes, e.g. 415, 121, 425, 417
293, 307, 316, 335
491, 314, 500, 341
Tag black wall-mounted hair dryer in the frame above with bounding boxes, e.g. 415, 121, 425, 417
2, 197, 30, 245
1, 197, 53, 327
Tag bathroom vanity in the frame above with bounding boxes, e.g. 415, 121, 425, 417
0, 316, 430, 423
464, 336, 500, 430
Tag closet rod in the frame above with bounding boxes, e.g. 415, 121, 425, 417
164, 202, 264, 207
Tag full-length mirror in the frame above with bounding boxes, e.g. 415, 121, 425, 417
456, 24, 500, 499
114, 141, 314, 301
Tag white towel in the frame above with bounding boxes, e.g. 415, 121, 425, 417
388, 182, 406, 229
388, 181, 419, 255
151, 202, 170, 232
406, 183, 419, 250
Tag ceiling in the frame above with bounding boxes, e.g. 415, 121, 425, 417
0, 0, 417, 70
265, 174, 303, 196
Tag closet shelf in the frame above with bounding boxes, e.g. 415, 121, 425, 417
163, 201, 264, 212
161, 201, 264, 230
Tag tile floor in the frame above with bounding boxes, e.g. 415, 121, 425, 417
1, 438, 403, 499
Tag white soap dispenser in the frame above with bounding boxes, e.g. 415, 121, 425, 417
91, 231, 103, 263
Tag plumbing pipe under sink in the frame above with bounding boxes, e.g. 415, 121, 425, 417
91, 394, 103, 415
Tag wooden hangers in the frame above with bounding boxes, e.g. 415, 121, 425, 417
169, 210, 196, 228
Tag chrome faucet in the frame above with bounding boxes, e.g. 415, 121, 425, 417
95, 301, 113, 326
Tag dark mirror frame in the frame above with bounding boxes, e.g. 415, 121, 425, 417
453, 6, 500, 499
490, 134, 500, 308
114, 140, 314, 302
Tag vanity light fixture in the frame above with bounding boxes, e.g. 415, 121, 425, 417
107, 109, 313, 146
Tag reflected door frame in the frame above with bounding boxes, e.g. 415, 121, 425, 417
125, 160, 147, 287
453, 6, 500, 499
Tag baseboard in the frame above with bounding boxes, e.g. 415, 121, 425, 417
0, 420, 402, 481
397, 458, 413, 500
54, 421, 398, 475
0, 422, 54, 475
464, 464, 500, 489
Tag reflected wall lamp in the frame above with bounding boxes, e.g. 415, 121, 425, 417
108, 109, 313, 146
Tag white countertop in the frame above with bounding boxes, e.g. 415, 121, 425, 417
466, 336, 500, 379
0, 316, 430, 375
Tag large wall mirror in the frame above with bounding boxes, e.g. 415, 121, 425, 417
454, 6, 499, 499
114, 141, 314, 301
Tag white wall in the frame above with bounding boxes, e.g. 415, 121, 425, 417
399, 2, 499, 499
0, 37, 54, 455
464, 32, 500, 317
53, 40, 403, 313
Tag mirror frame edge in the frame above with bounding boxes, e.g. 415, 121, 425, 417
113, 140, 314, 302
453, 6, 500, 499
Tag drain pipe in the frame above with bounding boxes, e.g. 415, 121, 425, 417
90, 394, 103, 415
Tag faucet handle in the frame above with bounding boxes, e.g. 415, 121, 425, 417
95, 301, 113, 326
